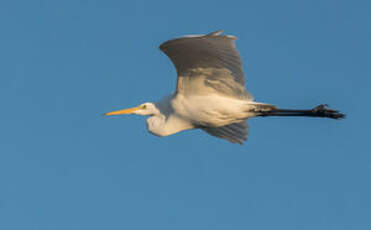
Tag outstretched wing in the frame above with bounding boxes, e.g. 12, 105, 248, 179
201, 121, 248, 144
159, 30, 252, 99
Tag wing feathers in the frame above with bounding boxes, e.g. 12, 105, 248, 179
201, 121, 248, 144
159, 31, 248, 98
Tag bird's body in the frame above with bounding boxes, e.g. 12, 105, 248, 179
105, 30, 344, 144
148, 93, 257, 136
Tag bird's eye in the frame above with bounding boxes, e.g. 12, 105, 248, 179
141, 104, 147, 109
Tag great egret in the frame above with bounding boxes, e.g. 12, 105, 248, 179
105, 30, 344, 144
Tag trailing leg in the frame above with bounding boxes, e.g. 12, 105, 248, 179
256, 104, 345, 119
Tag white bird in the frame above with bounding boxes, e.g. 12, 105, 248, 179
105, 30, 344, 144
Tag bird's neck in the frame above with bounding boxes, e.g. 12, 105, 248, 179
146, 114, 193, 137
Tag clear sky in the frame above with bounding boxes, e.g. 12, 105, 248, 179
1, 0, 370, 229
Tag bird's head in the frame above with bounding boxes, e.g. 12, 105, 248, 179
104, 102, 159, 116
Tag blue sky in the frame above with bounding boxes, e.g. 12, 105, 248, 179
1, 0, 370, 229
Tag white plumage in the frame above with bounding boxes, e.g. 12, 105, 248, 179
105, 30, 344, 144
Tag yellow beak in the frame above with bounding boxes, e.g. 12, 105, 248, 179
104, 106, 141, 116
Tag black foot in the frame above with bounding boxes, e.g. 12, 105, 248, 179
312, 104, 345, 119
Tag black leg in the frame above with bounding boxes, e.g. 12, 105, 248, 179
257, 104, 345, 119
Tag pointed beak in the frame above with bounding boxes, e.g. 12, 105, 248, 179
104, 106, 141, 116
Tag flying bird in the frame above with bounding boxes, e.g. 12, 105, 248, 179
105, 30, 344, 144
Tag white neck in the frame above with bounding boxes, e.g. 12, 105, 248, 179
146, 95, 194, 136
146, 114, 193, 137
